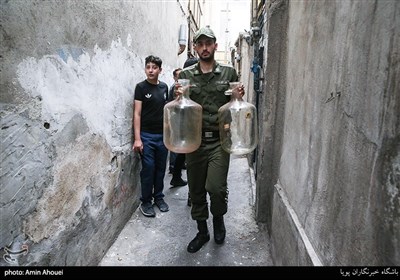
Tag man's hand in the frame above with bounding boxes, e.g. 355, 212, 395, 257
232, 82, 245, 97
174, 79, 191, 97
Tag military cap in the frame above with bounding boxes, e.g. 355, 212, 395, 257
193, 26, 216, 42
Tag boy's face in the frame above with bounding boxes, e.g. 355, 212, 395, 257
174, 70, 182, 81
145, 62, 162, 81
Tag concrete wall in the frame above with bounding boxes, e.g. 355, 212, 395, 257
0, 0, 193, 266
257, 0, 399, 265
237, 36, 254, 111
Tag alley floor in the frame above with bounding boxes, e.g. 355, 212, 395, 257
99, 155, 272, 266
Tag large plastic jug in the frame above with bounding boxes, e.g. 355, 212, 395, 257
163, 79, 202, 153
218, 82, 258, 155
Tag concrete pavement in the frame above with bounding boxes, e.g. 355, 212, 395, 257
99, 155, 272, 266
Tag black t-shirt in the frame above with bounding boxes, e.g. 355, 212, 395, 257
134, 80, 168, 134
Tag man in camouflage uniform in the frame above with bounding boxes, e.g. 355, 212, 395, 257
178, 26, 245, 253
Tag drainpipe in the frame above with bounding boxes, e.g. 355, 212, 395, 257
178, 24, 187, 55
250, 24, 263, 169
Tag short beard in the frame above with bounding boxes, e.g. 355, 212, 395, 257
200, 54, 214, 62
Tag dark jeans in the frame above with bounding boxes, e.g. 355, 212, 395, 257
140, 131, 168, 203
169, 152, 177, 170
172, 153, 186, 179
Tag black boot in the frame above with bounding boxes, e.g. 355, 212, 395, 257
187, 220, 210, 253
213, 216, 226, 244
170, 177, 187, 187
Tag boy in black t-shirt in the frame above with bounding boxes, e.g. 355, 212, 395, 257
133, 55, 169, 217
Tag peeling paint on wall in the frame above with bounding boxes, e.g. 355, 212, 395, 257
16, 38, 142, 151
1, 0, 187, 265
22, 133, 113, 243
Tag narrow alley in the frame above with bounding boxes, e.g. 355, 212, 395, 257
99, 155, 272, 266
2, 0, 398, 269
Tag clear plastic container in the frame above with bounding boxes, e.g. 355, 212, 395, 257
218, 82, 258, 155
163, 79, 202, 153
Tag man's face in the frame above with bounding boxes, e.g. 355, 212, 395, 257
145, 62, 161, 81
194, 37, 218, 62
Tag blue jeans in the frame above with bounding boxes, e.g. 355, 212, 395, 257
140, 131, 168, 203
